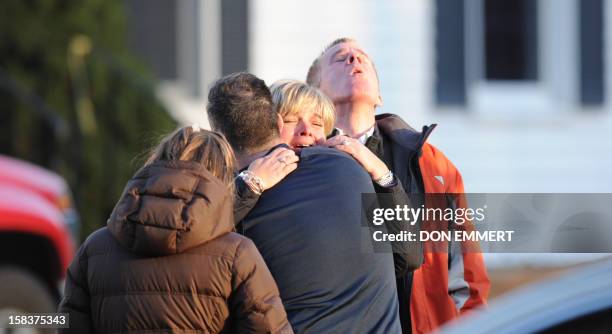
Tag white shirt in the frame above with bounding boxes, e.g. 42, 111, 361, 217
335, 125, 375, 145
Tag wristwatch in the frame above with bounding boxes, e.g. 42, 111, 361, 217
375, 170, 396, 187
238, 170, 264, 195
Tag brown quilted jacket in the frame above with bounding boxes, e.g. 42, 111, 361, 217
58, 160, 292, 333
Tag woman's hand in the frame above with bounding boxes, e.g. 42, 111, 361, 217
325, 135, 389, 180
246, 147, 299, 191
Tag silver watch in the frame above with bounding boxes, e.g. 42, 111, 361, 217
238, 170, 264, 195
375, 170, 396, 187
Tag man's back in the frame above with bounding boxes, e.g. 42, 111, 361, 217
242, 147, 401, 333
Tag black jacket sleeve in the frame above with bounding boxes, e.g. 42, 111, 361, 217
374, 180, 423, 278
234, 177, 261, 228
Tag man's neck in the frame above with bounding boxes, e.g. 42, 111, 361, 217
237, 138, 284, 170
334, 102, 376, 138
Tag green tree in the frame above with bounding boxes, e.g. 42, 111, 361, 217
0, 0, 177, 239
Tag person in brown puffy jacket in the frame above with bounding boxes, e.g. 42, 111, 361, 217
58, 125, 292, 334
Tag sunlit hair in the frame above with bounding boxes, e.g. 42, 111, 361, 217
144, 126, 236, 187
270, 80, 336, 136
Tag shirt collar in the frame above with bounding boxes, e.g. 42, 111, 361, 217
335, 125, 376, 145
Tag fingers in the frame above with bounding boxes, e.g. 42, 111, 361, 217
315, 136, 327, 145
276, 153, 299, 174
280, 153, 299, 164
269, 146, 294, 158
325, 135, 350, 147
271, 147, 298, 163
333, 143, 357, 157
330, 135, 359, 157
253, 148, 297, 168
245, 147, 300, 191
282, 160, 298, 175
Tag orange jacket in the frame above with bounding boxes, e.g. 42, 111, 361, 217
376, 114, 490, 334
412, 143, 490, 334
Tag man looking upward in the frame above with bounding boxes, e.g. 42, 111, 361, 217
307, 38, 490, 334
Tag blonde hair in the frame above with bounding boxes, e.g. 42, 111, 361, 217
144, 126, 236, 186
270, 80, 336, 136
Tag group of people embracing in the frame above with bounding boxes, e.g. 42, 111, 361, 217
59, 38, 490, 334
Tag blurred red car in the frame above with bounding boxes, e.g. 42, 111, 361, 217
0, 154, 78, 319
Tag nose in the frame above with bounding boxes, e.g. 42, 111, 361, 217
348, 52, 362, 64
297, 120, 313, 136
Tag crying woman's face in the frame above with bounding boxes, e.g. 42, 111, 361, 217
279, 108, 326, 151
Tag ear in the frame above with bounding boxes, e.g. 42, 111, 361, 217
375, 94, 383, 108
277, 113, 284, 133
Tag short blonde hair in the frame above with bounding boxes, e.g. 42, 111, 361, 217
144, 126, 236, 186
270, 80, 336, 136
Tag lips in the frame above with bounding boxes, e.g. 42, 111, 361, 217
291, 139, 315, 150
293, 143, 313, 149
351, 67, 364, 75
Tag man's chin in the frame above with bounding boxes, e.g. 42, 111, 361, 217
335, 92, 379, 107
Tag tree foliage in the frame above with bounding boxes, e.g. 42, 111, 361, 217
0, 0, 177, 239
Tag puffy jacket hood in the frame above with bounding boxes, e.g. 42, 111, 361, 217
107, 160, 234, 256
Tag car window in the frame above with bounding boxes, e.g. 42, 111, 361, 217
538, 307, 612, 334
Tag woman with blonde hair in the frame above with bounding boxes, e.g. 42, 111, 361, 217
237, 80, 398, 220
273, 79, 336, 148
59, 125, 292, 334
236, 80, 420, 285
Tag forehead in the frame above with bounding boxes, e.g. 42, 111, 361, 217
284, 106, 322, 118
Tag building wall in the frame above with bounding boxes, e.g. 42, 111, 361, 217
250, 0, 612, 194
125, 0, 612, 268
127, 0, 612, 193
251, 0, 612, 268
250, 0, 432, 126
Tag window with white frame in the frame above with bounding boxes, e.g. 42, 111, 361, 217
435, 0, 605, 111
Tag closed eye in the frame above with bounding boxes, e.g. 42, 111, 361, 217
334, 54, 348, 62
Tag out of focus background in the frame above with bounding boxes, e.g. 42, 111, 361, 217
1, 0, 611, 330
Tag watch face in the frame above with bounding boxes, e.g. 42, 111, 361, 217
239, 171, 263, 195
238, 171, 251, 181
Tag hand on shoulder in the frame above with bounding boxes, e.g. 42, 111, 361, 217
243, 147, 299, 193
325, 135, 390, 180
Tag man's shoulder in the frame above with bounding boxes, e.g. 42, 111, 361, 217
375, 113, 435, 152
376, 113, 458, 170
299, 146, 349, 159
299, 146, 365, 169
375, 113, 418, 133
283, 146, 373, 192
421, 142, 458, 172
299, 146, 368, 173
